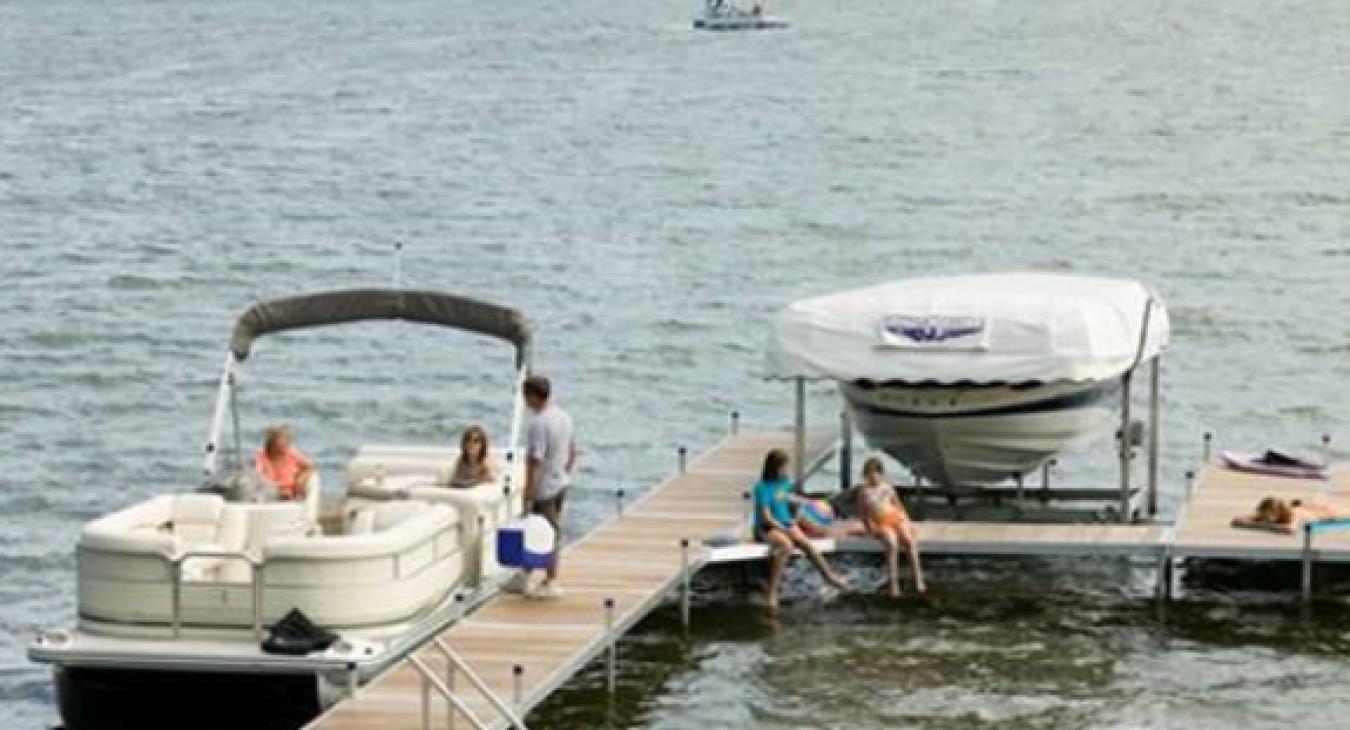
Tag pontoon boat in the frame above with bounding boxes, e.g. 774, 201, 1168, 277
30, 288, 532, 730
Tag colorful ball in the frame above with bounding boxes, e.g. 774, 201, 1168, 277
795, 498, 835, 537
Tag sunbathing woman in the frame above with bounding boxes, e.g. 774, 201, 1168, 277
856, 457, 926, 597
753, 448, 850, 611
1231, 496, 1350, 534
447, 425, 498, 488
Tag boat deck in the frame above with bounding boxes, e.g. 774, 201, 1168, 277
306, 430, 838, 730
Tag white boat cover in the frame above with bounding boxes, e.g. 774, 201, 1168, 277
767, 273, 1169, 384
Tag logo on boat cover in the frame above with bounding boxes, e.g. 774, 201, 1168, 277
877, 315, 988, 349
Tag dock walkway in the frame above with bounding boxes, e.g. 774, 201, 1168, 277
307, 430, 838, 730
310, 431, 1350, 729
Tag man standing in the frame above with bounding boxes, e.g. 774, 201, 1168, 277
522, 375, 576, 599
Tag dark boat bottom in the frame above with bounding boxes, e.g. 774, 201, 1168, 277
56, 666, 322, 730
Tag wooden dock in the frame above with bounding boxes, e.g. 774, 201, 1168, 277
306, 430, 838, 730
309, 428, 1350, 730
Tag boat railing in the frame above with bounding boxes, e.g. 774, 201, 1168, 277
408, 635, 528, 729
167, 549, 264, 641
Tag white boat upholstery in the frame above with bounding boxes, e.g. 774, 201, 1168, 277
78, 494, 463, 635
345, 445, 525, 585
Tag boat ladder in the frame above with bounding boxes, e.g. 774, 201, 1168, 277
408, 637, 528, 730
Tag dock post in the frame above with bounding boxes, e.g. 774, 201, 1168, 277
1202, 431, 1212, 462
839, 406, 853, 491
1321, 434, 1332, 467
604, 598, 617, 694
679, 446, 688, 474
680, 539, 692, 630
346, 661, 359, 699
1118, 371, 1134, 523
1302, 525, 1314, 604
1040, 459, 1055, 503
1014, 472, 1025, 509
512, 664, 524, 709
730, 410, 740, 435
1154, 549, 1172, 603
1147, 357, 1161, 518
614, 488, 626, 517
420, 670, 432, 730
447, 658, 456, 730
1185, 470, 1196, 499
793, 377, 806, 487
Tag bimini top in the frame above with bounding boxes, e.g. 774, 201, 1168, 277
767, 273, 1169, 384
230, 288, 531, 366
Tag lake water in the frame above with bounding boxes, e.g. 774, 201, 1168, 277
3, 0, 1350, 727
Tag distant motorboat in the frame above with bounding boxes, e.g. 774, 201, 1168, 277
768, 273, 1170, 488
694, 0, 789, 30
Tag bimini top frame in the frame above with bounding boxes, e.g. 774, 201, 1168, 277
203, 288, 533, 478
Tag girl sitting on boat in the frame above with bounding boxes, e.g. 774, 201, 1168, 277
447, 425, 498, 488
753, 448, 850, 611
856, 457, 926, 597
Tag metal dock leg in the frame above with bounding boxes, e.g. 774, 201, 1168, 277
512, 664, 524, 709
839, 407, 853, 491
1302, 525, 1314, 604
679, 539, 692, 630
604, 598, 617, 694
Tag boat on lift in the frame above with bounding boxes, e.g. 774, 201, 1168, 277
767, 273, 1170, 489
693, 0, 789, 30
29, 288, 533, 730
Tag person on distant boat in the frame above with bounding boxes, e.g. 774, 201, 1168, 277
447, 425, 498, 488
856, 457, 925, 598
753, 448, 850, 611
521, 375, 577, 600
254, 424, 314, 501
1232, 496, 1350, 534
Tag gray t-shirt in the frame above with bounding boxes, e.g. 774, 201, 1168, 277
527, 404, 575, 499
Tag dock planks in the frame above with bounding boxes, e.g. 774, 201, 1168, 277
310, 434, 1350, 730
307, 429, 837, 730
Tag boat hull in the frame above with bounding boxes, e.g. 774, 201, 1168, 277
55, 665, 322, 730
693, 16, 789, 30
844, 381, 1119, 487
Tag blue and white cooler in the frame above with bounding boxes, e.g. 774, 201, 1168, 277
496, 515, 557, 570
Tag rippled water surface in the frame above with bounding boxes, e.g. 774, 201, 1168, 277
4, 0, 1350, 727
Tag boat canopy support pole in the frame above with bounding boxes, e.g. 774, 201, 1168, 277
1147, 356, 1161, 518
839, 402, 853, 491
793, 377, 806, 487
1119, 370, 1134, 523
202, 351, 238, 479
506, 364, 529, 464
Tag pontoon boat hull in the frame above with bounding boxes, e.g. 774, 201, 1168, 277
844, 381, 1119, 487
55, 666, 322, 730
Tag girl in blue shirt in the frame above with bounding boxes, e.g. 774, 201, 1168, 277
752, 448, 850, 610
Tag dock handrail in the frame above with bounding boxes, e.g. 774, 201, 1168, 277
407, 637, 528, 730
167, 549, 264, 641
408, 654, 492, 730
433, 637, 528, 728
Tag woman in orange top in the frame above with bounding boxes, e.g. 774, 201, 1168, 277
856, 456, 925, 597
254, 424, 314, 500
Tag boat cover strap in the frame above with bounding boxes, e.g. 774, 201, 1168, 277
230, 288, 531, 365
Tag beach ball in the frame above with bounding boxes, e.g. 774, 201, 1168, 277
796, 498, 835, 537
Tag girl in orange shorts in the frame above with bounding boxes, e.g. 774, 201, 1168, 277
856, 457, 926, 597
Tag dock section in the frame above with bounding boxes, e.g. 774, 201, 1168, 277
311, 430, 1350, 729
307, 430, 837, 730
